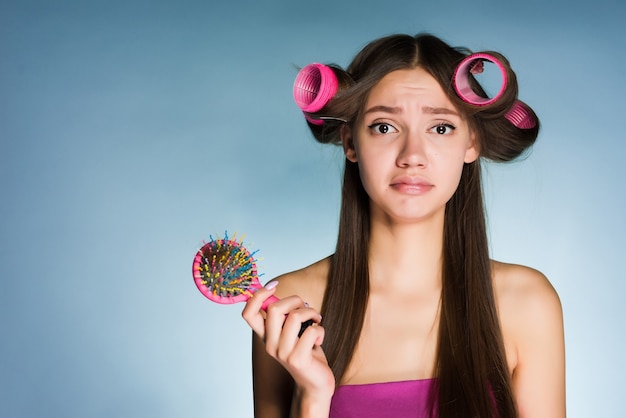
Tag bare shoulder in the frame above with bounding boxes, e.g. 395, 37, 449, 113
269, 256, 331, 311
492, 260, 564, 370
491, 262, 566, 416
491, 260, 562, 315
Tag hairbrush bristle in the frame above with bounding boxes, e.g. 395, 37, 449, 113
193, 232, 263, 302
192, 231, 310, 334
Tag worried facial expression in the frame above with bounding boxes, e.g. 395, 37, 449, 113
343, 67, 479, 224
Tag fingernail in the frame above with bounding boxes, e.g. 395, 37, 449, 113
264, 281, 278, 290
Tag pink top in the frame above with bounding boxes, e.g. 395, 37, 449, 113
329, 379, 435, 418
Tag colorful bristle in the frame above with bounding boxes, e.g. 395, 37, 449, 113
192, 232, 311, 335
192, 232, 264, 303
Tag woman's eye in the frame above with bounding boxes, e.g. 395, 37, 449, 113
429, 123, 456, 135
368, 123, 397, 135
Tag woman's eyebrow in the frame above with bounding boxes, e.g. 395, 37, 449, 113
364, 105, 460, 117
422, 106, 460, 116
364, 105, 402, 115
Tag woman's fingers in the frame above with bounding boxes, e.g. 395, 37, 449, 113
282, 324, 336, 398
241, 282, 279, 339
242, 284, 328, 384
264, 295, 307, 354
243, 288, 335, 399
298, 319, 325, 347
242, 282, 316, 345
273, 306, 322, 361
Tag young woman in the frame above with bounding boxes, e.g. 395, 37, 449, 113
242, 33, 565, 418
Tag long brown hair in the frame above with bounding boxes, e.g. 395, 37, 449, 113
303, 33, 539, 418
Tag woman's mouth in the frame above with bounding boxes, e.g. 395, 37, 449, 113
390, 176, 434, 195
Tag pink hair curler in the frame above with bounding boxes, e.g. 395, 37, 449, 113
453, 53, 536, 129
293, 63, 339, 125
454, 53, 508, 106
503, 101, 536, 130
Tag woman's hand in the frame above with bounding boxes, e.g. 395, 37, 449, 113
242, 282, 335, 417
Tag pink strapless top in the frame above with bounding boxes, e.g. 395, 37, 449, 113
329, 379, 435, 418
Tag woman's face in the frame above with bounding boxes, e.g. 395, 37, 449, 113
344, 67, 479, 224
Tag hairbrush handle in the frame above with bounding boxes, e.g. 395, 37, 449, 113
261, 294, 280, 311
453, 53, 536, 129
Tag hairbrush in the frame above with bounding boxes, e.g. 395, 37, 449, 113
293, 63, 343, 125
192, 232, 313, 336
453, 53, 536, 129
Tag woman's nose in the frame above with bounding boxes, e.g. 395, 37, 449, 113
396, 131, 427, 168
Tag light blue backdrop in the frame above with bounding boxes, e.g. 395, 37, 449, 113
1, 0, 624, 416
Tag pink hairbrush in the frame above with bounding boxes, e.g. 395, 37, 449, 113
453, 53, 536, 129
192, 233, 313, 335
293, 63, 341, 125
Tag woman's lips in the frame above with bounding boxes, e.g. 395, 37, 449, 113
390, 176, 434, 195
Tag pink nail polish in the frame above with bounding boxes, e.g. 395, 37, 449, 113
264, 281, 278, 290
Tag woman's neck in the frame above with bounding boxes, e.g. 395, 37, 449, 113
367, 212, 444, 294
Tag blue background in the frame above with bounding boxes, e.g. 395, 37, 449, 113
1, 0, 624, 416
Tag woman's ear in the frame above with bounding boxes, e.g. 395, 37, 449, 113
464, 131, 480, 163
341, 125, 358, 163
